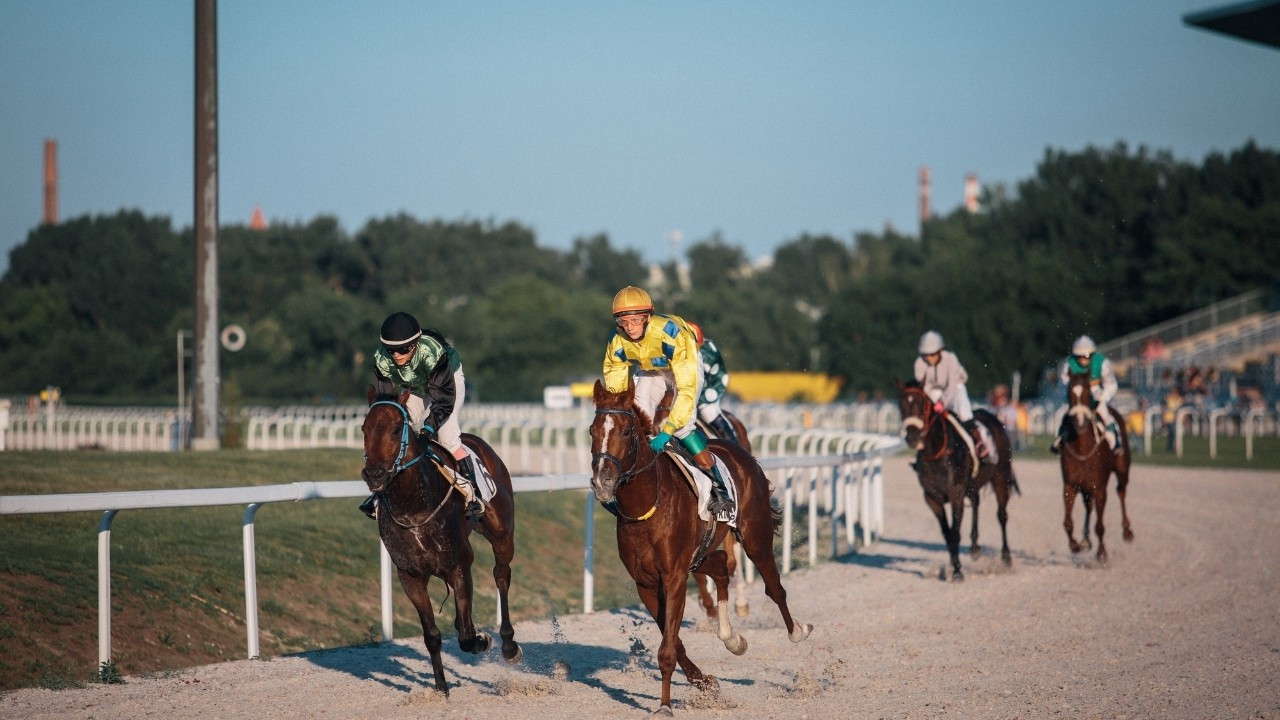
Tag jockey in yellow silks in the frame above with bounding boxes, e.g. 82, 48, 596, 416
603, 286, 735, 515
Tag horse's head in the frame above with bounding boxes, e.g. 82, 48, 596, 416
1065, 371, 1095, 432
589, 379, 652, 504
361, 385, 415, 492
896, 379, 932, 450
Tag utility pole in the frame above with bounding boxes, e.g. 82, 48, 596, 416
192, 0, 221, 450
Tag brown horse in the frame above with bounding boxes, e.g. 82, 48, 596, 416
361, 387, 521, 694
1060, 371, 1134, 562
590, 380, 811, 716
897, 379, 1019, 581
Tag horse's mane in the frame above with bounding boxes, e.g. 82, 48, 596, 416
900, 378, 923, 390
593, 380, 655, 429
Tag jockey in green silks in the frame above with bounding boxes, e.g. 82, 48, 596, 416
1051, 335, 1123, 454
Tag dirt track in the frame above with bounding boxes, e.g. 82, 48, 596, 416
5, 458, 1279, 719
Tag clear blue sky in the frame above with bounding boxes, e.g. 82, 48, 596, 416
2, 1, 1277, 274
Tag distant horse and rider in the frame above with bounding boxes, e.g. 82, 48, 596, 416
590, 379, 811, 716
1059, 370, 1135, 563
360, 387, 522, 695
897, 379, 1019, 580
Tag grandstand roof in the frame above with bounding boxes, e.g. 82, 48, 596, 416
1184, 1, 1280, 49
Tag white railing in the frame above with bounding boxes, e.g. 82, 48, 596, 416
0, 436, 898, 677
3, 407, 180, 451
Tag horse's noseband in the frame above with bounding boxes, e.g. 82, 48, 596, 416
592, 407, 645, 485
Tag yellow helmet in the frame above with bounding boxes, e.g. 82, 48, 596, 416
611, 286, 654, 316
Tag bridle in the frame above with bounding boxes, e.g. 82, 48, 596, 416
1063, 381, 1105, 461
364, 399, 456, 528
900, 386, 950, 461
591, 406, 661, 522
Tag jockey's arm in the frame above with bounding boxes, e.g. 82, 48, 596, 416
424, 354, 457, 431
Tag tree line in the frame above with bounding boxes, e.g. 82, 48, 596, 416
1, 141, 1276, 406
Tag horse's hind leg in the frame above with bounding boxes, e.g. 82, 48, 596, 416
968, 491, 982, 559
398, 570, 449, 694
726, 533, 749, 617
693, 571, 717, 623
1114, 465, 1134, 542
695, 549, 747, 655
489, 534, 522, 663
993, 473, 1013, 565
1081, 492, 1094, 551
738, 519, 812, 642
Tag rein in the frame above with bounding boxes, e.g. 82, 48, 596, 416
367, 400, 458, 529
902, 388, 951, 462
592, 407, 662, 522
1063, 403, 1105, 462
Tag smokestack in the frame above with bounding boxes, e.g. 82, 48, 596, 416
918, 165, 931, 233
43, 139, 58, 225
964, 173, 979, 213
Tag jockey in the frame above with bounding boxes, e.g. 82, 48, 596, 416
914, 330, 991, 462
685, 321, 741, 447
360, 311, 484, 519
1051, 335, 1122, 454
603, 286, 736, 515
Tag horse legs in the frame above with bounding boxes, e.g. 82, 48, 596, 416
694, 550, 747, 655
488, 534, 522, 663
967, 491, 982, 559
397, 570, 449, 694
1062, 483, 1083, 554
1114, 463, 1135, 543
737, 516, 813, 642
1093, 487, 1109, 563
444, 564, 492, 655
635, 578, 706, 716
1081, 492, 1094, 551
947, 484, 967, 581
725, 533, 749, 618
693, 571, 717, 623
923, 492, 960, 580
993, 475, 1013, 566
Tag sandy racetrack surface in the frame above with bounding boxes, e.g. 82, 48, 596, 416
5, 458, 1279, 719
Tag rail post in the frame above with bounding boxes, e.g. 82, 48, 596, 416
242, 503, 263, 658
97, 509, 119, 669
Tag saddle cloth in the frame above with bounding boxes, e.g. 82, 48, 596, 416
436, 446, 497, 502
667, 452, 739, 528
943, 413, 998, 475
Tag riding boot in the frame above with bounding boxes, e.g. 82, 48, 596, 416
455, 456, 485, 519
709, 414, 741, 446
1050, 434, 1062, 454
963, 419, 989, 460
1106, 423, 1123, 454
693, 449, 736, 516
358, 494, 377, 519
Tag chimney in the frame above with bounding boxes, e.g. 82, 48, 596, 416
43, 139, 58, 225
964, 173, 979, 213
918, 165, 931, 232
250, 203, 266, 230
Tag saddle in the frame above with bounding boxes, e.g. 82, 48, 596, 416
422, 437, 498, 502
663, 448, 740, 527
940, 412, 996, 476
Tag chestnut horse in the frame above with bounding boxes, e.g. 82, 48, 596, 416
361, 387, 521, 694
897, 379, 1019, 581
590, 380, 811, 716
1060, 371, 1134, 562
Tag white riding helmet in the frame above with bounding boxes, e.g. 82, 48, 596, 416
1071, 335, 1097, 356
918, 330, 945, 355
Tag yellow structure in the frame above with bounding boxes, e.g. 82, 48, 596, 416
726, 372, 845, 404
570, 372, 846, 404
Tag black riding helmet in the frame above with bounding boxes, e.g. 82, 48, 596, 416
380, 312, 422, 348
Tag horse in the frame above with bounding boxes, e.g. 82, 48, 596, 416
360, 386, 521, 694
896, 379, 1019, 581
590, 380, 811, 716
1060, 371, 1134, 562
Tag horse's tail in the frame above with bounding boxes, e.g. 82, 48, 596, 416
769, 496, 783, 534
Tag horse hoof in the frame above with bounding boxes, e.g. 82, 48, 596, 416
1069, 542, 1082, 554
735, 602, 750, 618
970, 546, 982, 559
952, 571, 965, 582
1002, 553, 1012, 567
723, 633, 748, 656
466, 632, 492, 654
1123, 530, 1134, 542
650, 704, 675, 717
789, 623, 813, 643
693, 675, 720, 692
504, 643, 523, 665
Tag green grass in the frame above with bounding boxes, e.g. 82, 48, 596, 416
0, 449, 641, 692
1015, 433, 1280, 470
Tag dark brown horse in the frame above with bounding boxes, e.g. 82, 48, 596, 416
361, 387, 521, 694
1060, 371, 1134, 562
897, 379, 1019, 580
590, 380, 811, 716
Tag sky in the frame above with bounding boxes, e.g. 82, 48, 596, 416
2, 1, 1278, 275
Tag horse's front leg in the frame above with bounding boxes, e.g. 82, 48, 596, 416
1062, 483, 1082, 554
1114, 464, 1135, 542
947, 483, 967, 581
398, 569, 449, 694
924, 491, 961, 580
446, 563, 491, 655
635, 580, 704, 716
1081, 491, 1094, 551
1093, 488, 1109, 563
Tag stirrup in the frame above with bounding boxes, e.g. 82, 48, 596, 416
464, 498, 484, 519
707, 495, 736, 516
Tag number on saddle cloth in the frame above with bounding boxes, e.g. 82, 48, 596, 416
666, 449, 739, 525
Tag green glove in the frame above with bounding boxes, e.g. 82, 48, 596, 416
649, 431, 672, 453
